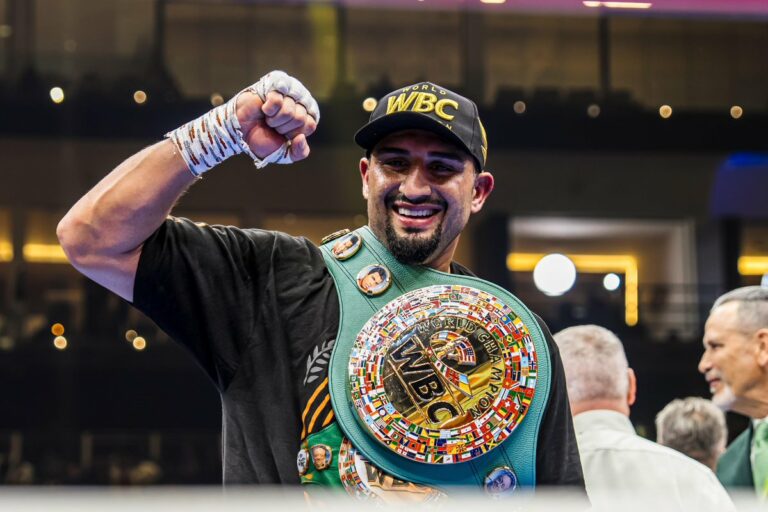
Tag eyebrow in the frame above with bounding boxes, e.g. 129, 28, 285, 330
374, 147, 466, 164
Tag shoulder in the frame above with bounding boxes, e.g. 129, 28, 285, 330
147, 217, 318, 253
721, 426, 753, 459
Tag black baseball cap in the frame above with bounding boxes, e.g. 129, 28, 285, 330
354, 82, 488, 171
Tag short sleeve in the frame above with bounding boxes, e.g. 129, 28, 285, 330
133, 217, 294, 390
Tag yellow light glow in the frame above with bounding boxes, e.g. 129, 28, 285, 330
50, 87, 65, 104
210, 93, 224, 107
53, 336, 68, 350
738, 256, 768, 276
603, 1, 651, 7
583, 1, 652, 7
23, 243, 68, 263
730, 106, 743, 119
0, 241, 12, 262
125, 330, 138, 342
133, 337, 147, 351
659, 105, 672, 119
507, 252, 639, 326
133, 90, 147, 104
362, 97, 377, 112
51, 323, 65, 336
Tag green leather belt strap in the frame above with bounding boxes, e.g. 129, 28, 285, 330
320, 226, 551, 491
300, 424, 345, 487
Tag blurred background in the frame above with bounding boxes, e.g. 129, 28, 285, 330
0, 0, 766, 486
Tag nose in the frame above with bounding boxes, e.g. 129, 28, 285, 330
698, 351, 711, 375
399, 165, 432, 201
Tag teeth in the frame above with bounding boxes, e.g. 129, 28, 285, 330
398, 207, 435, 218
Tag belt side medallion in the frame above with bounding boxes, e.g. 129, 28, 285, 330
348, 284, 537, 463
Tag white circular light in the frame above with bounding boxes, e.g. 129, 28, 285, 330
50, 87, 65, 104
53, 336, 68, 350
533, 254, 577, 296
513, 101, 526, 114
603, 272, 621, 291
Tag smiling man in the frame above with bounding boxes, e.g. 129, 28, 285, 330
57, 71, 584, 497
699, 286, 768, 495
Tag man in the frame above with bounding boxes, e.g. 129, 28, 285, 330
356, 265, 387, 294
699, 286, 768, 494
58, 71, 583, 495
554, 324, 733, 509
655, 396, 727, 472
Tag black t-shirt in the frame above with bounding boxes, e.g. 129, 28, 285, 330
133, 217, 584, 488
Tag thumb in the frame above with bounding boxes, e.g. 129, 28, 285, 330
289, 134, 310, 162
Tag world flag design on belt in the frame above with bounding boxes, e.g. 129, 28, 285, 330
348, 285, 537, 464
338, 437, 445, 502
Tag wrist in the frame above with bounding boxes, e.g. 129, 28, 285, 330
165, 99, 243, 177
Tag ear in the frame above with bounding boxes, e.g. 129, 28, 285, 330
470, 171, 495, 214
756, 328, 768, 368
627, 367, 637, 407
360, 157, 370, 200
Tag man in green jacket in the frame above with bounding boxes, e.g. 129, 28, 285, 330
698, 286, 768, 495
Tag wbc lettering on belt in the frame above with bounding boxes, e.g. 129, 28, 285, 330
348, 284, 538, 464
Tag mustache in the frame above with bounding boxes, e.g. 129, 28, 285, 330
385, 193, 446, 208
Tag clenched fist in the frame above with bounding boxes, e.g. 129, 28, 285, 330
235, 71, 320, 164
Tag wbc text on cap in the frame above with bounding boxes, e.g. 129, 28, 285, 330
354, 82, 488, 171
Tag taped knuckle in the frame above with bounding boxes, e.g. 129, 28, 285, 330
251, 70, 320, 123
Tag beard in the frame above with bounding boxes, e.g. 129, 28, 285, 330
711, 383, 736, 412
384, 215, 444, 265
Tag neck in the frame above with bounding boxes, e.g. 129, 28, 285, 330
572, 399, 630, 417
424, 236, 461, 273
735, 390, 768, 419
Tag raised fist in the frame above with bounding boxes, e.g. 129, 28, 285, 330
234, 71, 320, 164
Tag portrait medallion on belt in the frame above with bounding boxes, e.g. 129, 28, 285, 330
356, 264, 392, 296
310, 444, 333, 471
348, 284, 538, 463
331, 232, 362, 261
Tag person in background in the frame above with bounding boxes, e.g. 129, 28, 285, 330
655, 396, 727, 472
554, 324, 734, 510
699, 286, 768, 495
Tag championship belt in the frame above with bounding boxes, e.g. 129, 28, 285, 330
316, 226, 551, 499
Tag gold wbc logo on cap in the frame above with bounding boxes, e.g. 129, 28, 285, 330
386, 89, 459, 123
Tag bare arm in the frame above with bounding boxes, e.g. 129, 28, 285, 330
57, 78, 318, 302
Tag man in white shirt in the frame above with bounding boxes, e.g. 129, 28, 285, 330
554, 324, 734, 511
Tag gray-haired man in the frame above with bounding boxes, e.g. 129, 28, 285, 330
656, 396, 727, 472
555, 324, 733, 510
699, 286, 768, 494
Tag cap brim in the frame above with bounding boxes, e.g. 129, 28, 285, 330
354, 112, 470, 157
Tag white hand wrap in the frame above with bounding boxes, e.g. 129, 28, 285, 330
166, 70, 319, 177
